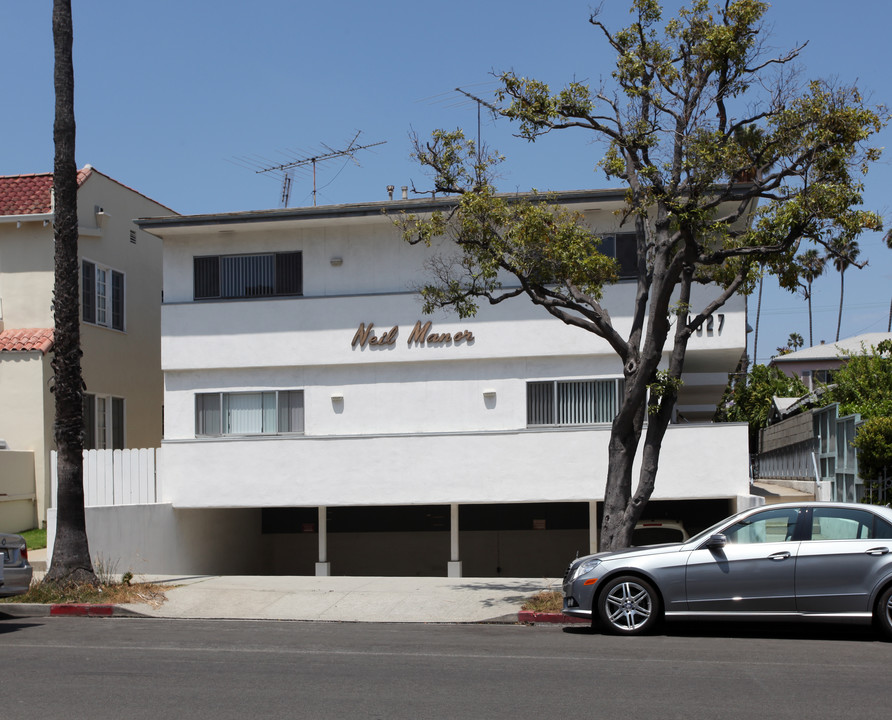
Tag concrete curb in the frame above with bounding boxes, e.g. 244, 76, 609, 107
0, 603, 149, 619
2, 604, 524, 623
517, 611, 589, 624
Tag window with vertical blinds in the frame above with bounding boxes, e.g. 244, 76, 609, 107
527, 379, 623, 426
195, 390, 305, 436
194, 252, 302, 300
599, 233, 638, 279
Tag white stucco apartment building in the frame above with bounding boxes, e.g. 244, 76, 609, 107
78, 188, 754, 578
0, 167, 173, 531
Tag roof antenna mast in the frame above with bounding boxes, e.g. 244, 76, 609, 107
254, 131, 386, 207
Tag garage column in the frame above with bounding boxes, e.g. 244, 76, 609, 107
315, 505, 331, 576
447, 503, 462, 577
589, 501, 599, 555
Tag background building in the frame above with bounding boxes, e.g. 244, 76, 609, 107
0, 166, 173, 530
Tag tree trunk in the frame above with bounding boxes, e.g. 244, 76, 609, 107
599, 418, 643, 550
807, 281, 814, 347
45, 0, 98, 587
599, 373, 678, 551
753, 270, 764, 364
836, 271, 845, 342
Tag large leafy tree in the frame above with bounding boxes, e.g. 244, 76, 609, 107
46, 0, 98, 586
827, 340, 892, 504
400, 0, 886, 550
853, 417, 892, 502
825, 340, 892, 419
715, 362, 808, 451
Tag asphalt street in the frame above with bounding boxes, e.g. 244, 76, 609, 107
2, 617, 890, 719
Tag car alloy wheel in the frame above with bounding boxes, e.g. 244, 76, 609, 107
598, 575, 660, 635
876, 586, 892, 641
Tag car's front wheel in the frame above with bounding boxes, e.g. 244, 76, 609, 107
876, 585, 892, 641
597, 575, 660, 635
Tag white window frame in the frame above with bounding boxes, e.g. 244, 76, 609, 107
82, 258, 125, 331
195, 390, 305, 437
527, 378, 624, 427
83, 393, 125, 449
193, 251, 303, 300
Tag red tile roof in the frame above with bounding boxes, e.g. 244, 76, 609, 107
0, 328, 55, 354
0, 167, 93, 217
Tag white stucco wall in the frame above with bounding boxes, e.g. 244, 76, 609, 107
0, 220, 55, 327
149, 195, 751, 521
159, 422, 751, 509
0, 449, 37, 531
0, 350, 52, 526
47, 504, 262, 576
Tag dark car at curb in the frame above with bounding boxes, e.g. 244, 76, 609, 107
1, 533, 33, 598
563, 502, 892, 639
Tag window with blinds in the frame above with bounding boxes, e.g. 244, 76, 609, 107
599, 233, 637, 279
195, 390, 305, 436
527, 379, 623, 426
194, 251, 302, 300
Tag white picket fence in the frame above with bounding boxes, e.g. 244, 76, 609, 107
50, 448, 159, 507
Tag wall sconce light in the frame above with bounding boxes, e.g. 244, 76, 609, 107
330, 257, 343, 267
482, 389, 497, 398
331, 391, 345, 415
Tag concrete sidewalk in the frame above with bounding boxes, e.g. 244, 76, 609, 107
7, 562, 570, 623
120, 575, 563, 623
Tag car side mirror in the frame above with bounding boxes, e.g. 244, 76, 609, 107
705, 533, 728, 549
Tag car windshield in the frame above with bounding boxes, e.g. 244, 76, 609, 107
685, 514, 742, 546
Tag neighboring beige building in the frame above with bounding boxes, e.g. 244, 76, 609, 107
770, 332, 892, 391
0, 166, 174, 530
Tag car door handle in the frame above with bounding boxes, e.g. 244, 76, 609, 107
866, 547, 890, 556
768, 551, 791, 561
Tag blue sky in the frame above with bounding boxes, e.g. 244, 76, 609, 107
2, 1, 889, 364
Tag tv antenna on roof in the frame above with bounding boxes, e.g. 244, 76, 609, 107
241, 131, 386, 208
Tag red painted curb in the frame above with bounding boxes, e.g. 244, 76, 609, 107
518, 611, 589, 624
50, 604, 115, 617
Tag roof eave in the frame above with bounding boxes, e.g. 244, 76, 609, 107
134, 188, 632, 236
0, 212, 54, 224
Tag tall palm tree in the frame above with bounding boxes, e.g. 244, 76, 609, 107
827, 237, 862, 342
796, 249, 826, 346
46, 0, 98, 586
886, 230, 892, 332
752, 263, 764, 364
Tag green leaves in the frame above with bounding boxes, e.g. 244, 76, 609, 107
715, 364, 809, 448
825, 342, 892, 419
852, 417, 892, 482
398, 129, 623, 320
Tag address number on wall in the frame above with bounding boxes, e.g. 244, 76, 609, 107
687, 313, 725, 336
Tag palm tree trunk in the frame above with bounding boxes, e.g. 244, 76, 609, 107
753, 271, 764, 363
807, 281, 814, 347
45, 0, 98, 586
836, 271, 845, 342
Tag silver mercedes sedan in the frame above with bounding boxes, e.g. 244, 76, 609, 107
0, 533, 33, 598
563, 502, 892, 639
